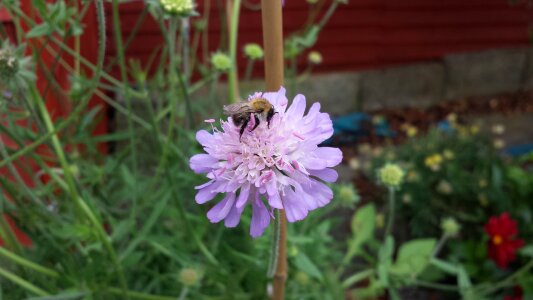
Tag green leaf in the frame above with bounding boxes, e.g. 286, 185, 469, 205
346, 204, 376, 260
26, 23, 52, 38
294, 252, 323, 281
25, 291, 87, 300
377, 235, 394, 286
390, 238, 436, 277
520, 245, 533, 257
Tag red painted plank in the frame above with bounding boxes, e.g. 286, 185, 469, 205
0, 8, 11, 22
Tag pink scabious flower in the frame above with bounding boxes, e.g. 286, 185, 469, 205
189, 87, 342, 238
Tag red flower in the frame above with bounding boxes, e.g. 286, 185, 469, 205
485, 212, 524, 269
503, 286, 523, 300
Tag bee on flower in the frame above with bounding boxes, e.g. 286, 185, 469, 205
189, 87, 342, 238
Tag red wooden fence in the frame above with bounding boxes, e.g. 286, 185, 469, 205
107, 0, 533, 77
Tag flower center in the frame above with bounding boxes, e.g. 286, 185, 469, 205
492, 235, 503, 245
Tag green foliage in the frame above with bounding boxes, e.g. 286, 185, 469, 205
390, 239, 436, 277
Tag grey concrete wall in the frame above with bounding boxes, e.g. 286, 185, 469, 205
302, 46, 533, 114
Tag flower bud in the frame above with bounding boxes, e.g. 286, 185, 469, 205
244, 43, 264, 60
308, 51, 323, 65
441, 217, 460, 237
295, 271, 310, 286
179, 268, 200, 286
491, 124, 505, 135
0, 48, 19, 82
378, 163, 404, 188
211, 52, 232, 72
338, 184, 360, 207
436, 180, 453, 195
160, 0, 194, 15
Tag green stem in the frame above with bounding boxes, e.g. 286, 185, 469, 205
384, 187, 396, 238
4, 4, 145, 99
107, 287, 180, 300
0, 216, 22, 254
342, 269, 374, 288
317, 0, 340, 30
267, 209, 282, 278
0, 248, 59, 278
431, 233, 449, 257
243, 58, 255, 82
479, 258, 533, 296
228, 0, 242, 103
0, 266, 49, 296
409, 279, 459, 292
31, 85, 129, 297
111, 0, 138, 220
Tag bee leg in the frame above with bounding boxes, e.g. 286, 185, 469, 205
251, 114, 260, 131
239, 119, 249, 141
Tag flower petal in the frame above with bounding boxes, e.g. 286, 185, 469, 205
190, 154, 219, 173
207, 193, 236, 223
224, 204, 245, 228
286, 94, 306, 120
196, 130, 213, 146
195, 181, 223, 204
282, 187, 308, 222
250, 195, 271, 238
309, 168, 338, 182
236, 184, 251, 208
313, 147, 343, 167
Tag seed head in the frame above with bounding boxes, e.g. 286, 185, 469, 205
211, 52, 231, 72
244, 43, 264, 60
160, 0, 194, 14
378, 163, 404, 188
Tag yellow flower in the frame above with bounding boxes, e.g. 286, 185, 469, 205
493, 139, 505, 149
424, 154, 443, 171
491, 124, 505, 135
446, 113, 457, 124
478, 194, 489, 206
348, 157, 360, 170
401, 123, 418, 137
402, 193, 412, 204
443, 149, 454, 160
479, 179, 488, 188
470, 125, 480, 135
436, 180, 453, 195
407, 171, 419, 183
357, 143, 372, 155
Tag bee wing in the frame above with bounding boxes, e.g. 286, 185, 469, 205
223, 102, 254, 116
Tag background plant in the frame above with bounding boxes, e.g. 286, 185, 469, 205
0, 0, 348, 299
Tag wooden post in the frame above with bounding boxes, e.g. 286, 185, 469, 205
260, 1, 286, 299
